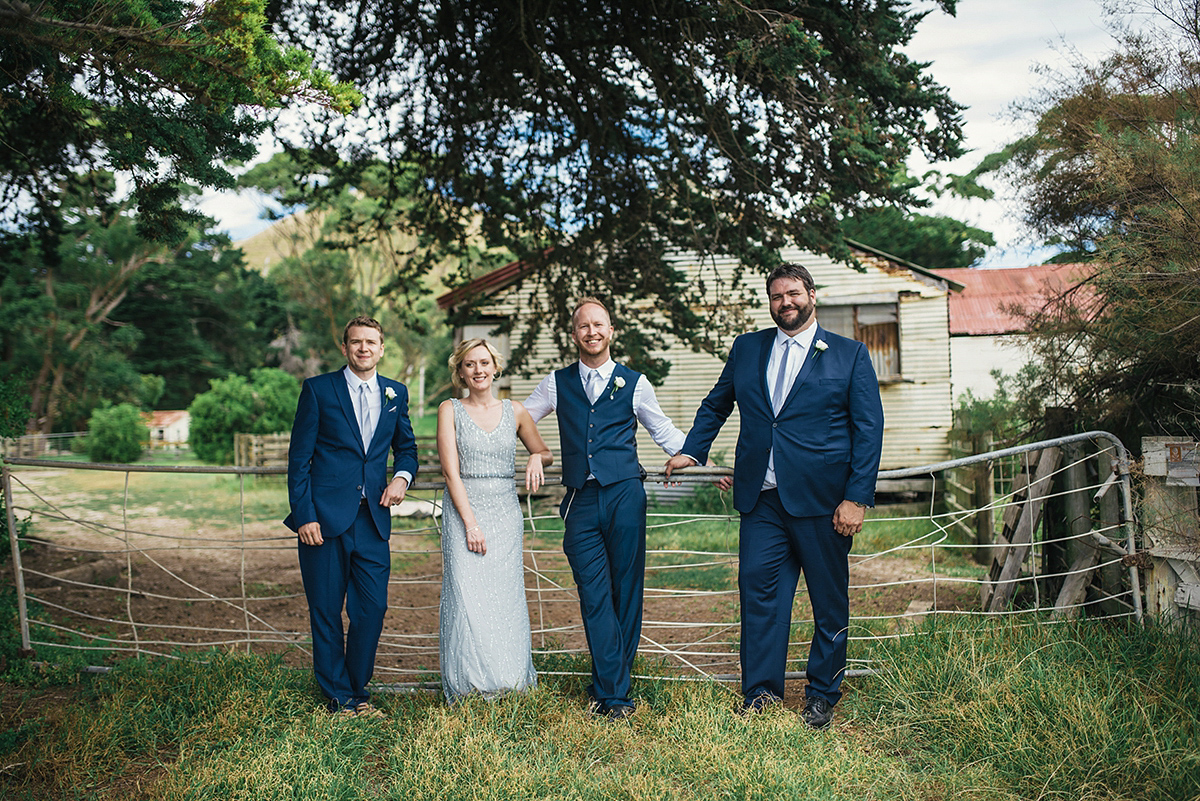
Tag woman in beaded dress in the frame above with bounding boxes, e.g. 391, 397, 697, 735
437, 338, 552, 701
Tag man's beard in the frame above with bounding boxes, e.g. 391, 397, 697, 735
771, 302, 813, 332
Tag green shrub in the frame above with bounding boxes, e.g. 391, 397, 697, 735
86, 403, 148, 463
188, 368, 300, 464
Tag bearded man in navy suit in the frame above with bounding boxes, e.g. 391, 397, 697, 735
285, 316, 419, 717
666, 263, 884, 729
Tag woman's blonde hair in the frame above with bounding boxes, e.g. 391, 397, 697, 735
448, 338, 504, 390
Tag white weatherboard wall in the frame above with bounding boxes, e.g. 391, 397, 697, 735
948, 334, 1037, 403
475, 246, 955, 473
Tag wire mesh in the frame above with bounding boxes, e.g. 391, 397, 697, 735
2, 431, 1140, 688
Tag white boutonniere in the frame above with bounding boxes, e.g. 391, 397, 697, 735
609, 375, 626, 400
385, 387, 397, 401
814, 340, 829, 355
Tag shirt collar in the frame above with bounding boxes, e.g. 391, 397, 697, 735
577, 358, 615, 380
343, 365, 378, 391
775, 323, 819, 351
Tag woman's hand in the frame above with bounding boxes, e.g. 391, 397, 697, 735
465, 522, 487, 555
525, 452, 545, 492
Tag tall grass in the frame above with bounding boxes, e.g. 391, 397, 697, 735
854, 617, 1200, 801
3, 610, 1196, 800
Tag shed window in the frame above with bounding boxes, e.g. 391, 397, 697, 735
818, 303, 900, 381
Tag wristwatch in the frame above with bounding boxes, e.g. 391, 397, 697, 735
850, 500, 870, 509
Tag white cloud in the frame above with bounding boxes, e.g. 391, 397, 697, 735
905, 0, 1116, 266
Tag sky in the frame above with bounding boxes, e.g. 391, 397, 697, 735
903, 0, 1116, 266
196, 0, 1120, 267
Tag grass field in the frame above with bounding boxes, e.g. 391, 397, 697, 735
1, 607, 1197, 800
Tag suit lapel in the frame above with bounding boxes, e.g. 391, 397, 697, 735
367, 379, 394, 453
756, 330, 775, 409
781, 324, 824, 412
333, 371, 369, 455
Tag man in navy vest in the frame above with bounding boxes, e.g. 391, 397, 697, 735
524, 297, 690, 721
666, 263, 884, 729
285, 316, 419, 717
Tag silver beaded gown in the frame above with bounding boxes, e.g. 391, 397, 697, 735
439, 399, 537, 701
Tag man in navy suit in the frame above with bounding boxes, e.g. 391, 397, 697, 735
285, 316, 419, 716
524, 297, 690, 721
666, 263, 884, 728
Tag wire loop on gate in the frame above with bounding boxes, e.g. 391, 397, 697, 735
2, 431, 1142, 684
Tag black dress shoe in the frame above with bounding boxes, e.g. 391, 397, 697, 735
739, 693, 782, 716
801, 696, 834, 729
605, 704, 636, 723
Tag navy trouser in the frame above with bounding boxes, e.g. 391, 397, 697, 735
297, 502, 391, 710
739, 488, 852, 705
560, 477, 646, 711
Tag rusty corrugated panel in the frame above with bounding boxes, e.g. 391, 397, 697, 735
936, 264, 1094, 336
859, 322, 899, 379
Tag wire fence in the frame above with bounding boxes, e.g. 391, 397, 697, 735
2, 431, 1142, 690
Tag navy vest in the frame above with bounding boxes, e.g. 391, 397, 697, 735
555, 362, 642, 488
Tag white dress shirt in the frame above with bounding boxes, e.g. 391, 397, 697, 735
344, 367, 380, 444
524, 358, 686, 456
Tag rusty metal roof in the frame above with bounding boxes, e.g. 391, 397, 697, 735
935, 264, 1092, 336
143, 410, 190, 427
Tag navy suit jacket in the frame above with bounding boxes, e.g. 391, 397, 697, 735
284, 369, 419, 540
681, 325, 884, 517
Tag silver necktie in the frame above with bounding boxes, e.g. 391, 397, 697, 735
358, 383, 372, 447
587, 369, 603, 404
772, 339, 795, 414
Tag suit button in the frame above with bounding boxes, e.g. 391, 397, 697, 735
772, 423, 778, 428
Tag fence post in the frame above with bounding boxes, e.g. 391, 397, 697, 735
1141, 437, 1200, 625
973, 430, 994, 565
1093, 443, 1127, 616
3, 464, 33, 654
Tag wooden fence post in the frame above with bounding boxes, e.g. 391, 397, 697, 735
1093, 445, 1128, 616
1141, 437, 1200, 625
972, 431, 995, 565
945, 410, 996, 565
1049, 440, 1102, 618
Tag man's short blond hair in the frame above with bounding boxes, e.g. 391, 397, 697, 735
571, 296, 612, 327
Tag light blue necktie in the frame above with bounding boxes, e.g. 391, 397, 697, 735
772, 339, 795, 415
358, 383, 372, 448
586, 369, 603, 404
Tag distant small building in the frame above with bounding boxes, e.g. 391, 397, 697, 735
144, 410, 190, 448
935, 265, 1091, 402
